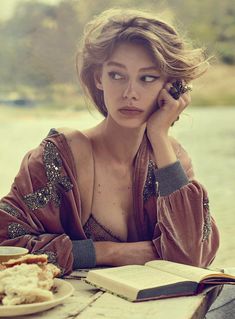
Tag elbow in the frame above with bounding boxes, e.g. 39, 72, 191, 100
182, 236, 220, 268
157, 237, 220, 269
179, 234, 220, 268
153, 221, 220, 268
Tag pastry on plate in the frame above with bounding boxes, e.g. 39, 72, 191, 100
0, 254, 60, 305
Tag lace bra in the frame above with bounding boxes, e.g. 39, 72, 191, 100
83, 215, 124, 242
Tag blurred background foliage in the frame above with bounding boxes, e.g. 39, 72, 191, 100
0, 0, 235, 108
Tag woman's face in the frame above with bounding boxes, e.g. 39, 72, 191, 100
95, 42, 166, 128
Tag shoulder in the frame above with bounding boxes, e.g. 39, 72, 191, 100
56, 127, 93, 157
55, 127, 94, 175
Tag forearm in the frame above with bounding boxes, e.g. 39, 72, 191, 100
94, 241, 158, 267
146, 79, 191, 169
148, 133, 177, 169
93, 241, 116, 266
147, 133, 189, 196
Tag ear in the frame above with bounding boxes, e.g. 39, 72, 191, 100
94, 68, 103, 90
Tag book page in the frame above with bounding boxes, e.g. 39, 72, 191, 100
87, 265, 190, 290
222, 267, 235, 276
145, 260, 223, 283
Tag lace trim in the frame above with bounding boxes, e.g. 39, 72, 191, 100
83, 215, 124, 242
23, 141, 73, 211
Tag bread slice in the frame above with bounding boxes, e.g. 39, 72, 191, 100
2, 253, 48, 268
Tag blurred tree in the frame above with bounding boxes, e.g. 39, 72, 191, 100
0, 0, 234, 89
0, 0, 82, 87
169, 0, 235, 63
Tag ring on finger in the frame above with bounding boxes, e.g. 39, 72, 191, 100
169, 80, 192, 100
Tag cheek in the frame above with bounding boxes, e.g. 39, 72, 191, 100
147, 82, 165, 104
104, 85, 123, 106
147, 91, 160, 108
103, 79, 119, 95
145, 86, 164, 114
102, 84, 121, 110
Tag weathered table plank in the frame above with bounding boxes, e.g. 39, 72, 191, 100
0, 278, 221, 319
77, 285, 221, 319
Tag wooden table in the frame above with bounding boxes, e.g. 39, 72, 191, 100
1, 272, 221, 319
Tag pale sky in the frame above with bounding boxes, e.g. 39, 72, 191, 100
0, 0, 61, 21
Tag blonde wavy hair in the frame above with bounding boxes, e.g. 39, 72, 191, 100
76, 8, 208, 117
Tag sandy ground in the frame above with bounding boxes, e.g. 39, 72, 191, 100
0, 106, 235, 268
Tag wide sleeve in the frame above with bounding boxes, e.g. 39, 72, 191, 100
0, 134, 91, 275
151, 139, 220, 268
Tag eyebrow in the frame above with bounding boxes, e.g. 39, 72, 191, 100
106, 61, 159, 72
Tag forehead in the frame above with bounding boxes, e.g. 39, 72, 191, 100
104, 42, 157, 69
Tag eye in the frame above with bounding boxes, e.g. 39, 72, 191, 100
108, 71, 124, 80
141, 75, 160, 83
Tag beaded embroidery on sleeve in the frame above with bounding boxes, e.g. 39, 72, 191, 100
0, 202, 31, 239
202, 198, 212, 241
143, 160, 157, 202
0, 202, 21, 218
23, 141, 73, 211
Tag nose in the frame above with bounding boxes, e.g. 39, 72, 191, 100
122, 81, 140, 100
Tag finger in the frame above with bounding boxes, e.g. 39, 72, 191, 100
175, 97, 188, 114
179, 91, 191, 108
158, 87, 180, 107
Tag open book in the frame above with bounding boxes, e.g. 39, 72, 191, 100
85, 260, 235, 302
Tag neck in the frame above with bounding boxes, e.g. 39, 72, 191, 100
99, 117, 146, 166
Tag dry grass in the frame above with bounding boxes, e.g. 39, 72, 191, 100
191, 64, 235, 106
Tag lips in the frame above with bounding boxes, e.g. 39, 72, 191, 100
119, 107, 143, 116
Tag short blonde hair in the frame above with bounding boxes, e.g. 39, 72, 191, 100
77, 8, 208, 117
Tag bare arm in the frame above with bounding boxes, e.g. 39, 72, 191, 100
146, 82, 191, 168
94, 241, 159, 266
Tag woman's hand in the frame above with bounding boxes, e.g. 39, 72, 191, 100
146, 81, 191, 169
147, 81, 191, 139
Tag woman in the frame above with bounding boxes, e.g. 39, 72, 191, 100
0, 9, 219, 275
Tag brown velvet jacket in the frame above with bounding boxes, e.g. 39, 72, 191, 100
0, 130, 219, 274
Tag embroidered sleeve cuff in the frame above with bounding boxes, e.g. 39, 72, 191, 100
72, 239, 96, 269
154, 160, 189, 196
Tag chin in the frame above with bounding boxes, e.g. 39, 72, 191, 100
117, 118, 146, 130
107, 113, 147, 129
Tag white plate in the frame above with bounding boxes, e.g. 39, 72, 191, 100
0, 279, 74, 317
0, 246, 28, 263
